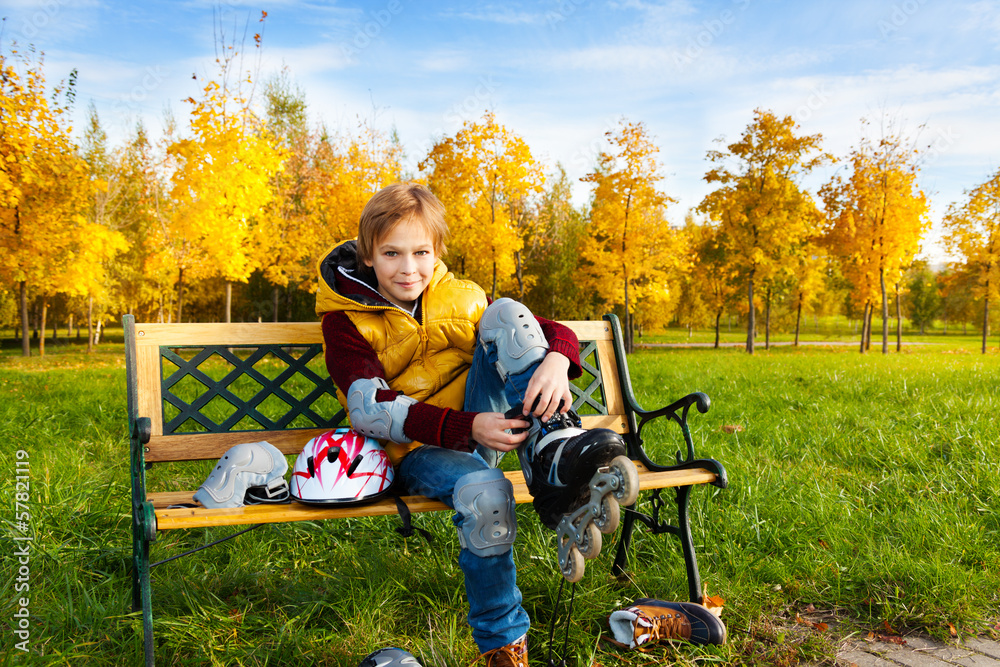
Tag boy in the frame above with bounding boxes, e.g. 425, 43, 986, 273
316, 182, 581, 666
316, 183, 726, 664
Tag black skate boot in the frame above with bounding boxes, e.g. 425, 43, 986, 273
508, 404, 639, 582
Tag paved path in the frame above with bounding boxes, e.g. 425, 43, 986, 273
837, 635, 1000, 666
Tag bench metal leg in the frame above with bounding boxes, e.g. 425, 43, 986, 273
132, 527, 154, 666
611, 503, 637, 578
612, 486, 704, 605
675, 485, 704, 604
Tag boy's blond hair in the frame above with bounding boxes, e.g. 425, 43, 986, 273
357, 183, 448, 265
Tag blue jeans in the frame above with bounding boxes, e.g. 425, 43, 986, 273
396, 337, 539, 653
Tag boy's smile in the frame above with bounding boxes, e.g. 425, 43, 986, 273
365, 216, 437, 310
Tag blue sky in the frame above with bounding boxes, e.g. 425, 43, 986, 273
5, 0, 1000, 262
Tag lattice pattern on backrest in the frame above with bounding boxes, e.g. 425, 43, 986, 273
160, 344, 343, 434
570, 339, 609, 416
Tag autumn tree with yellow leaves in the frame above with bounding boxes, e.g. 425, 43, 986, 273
421, 111, 544, 299
0, 47, 124, 356
699, 109, 827, 354
943, 167, 1000, 353
581, 119, 682, 353
164, 21, 284, 323
687, 215, 740, 348
822, 118, 929, 354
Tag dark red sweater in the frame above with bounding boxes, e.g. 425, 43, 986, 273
321, 265, 582, 453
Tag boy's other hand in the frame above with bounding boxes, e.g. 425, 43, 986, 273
522, 352, 573, 422
473, 412, 529, 452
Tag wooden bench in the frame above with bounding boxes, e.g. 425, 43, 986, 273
124, 313, 728, 667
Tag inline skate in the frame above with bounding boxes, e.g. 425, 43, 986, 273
510, 405, 639, 582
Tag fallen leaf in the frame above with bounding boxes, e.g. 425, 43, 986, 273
882, 620, 896, 635
948, 623, 957, 637
701, 583, 726, 618
814, 622, 829, 632
721, 424, 744, 433
818, 539, 829, 549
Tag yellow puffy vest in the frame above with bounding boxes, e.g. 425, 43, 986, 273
315, 247, 487, 463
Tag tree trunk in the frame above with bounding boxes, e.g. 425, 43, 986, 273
764, 287, 772, 351
225, 282, 232, 323
94, 318, 103, 345
87, 295, 94, 354
794, 295, 802, 347
68, 313, 73, 339
895, 282, 902, 352
39, 301, 47, 357
880, 269, 889, 354
860, 301, 869, 354
514, 251, 525, 300
746, 270, 756, 354
176, 268, 186, 324
19, 281, 30, 357
865, 305, 873, 351
273, 286, 280, 323
623, 273, 633, 354
714, 309, 722, 349
491, 261, 497, 301
982, 295, 990, 354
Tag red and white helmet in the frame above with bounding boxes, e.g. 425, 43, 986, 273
290, 428, 394, 506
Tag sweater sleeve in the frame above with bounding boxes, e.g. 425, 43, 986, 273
536, 316, 583, 380
321, 311, 474, 452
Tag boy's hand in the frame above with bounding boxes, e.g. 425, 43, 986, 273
473, 412, 530, 452
522, 352, 573, 422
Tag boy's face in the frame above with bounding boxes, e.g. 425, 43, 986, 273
364, 215, 437, 310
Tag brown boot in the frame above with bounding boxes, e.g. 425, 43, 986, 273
608, 599, 727, 647
480, 634, 528, 667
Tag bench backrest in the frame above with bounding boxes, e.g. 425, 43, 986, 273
124, 316, 634, 463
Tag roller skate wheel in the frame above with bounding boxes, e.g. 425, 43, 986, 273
561, 545, 585, 583
578, 522, 603, 560
595, 495, 620, 534
610, 455, 640, 505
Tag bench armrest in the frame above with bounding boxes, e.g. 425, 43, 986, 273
629, 392, 727, 489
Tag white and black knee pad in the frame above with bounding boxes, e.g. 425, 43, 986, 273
347, 377, 417, 443
479, 298, 549, 381
194, 441, 289, 509
453, 468, 516, 557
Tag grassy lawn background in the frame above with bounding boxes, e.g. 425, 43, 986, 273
0, 326, 997, 665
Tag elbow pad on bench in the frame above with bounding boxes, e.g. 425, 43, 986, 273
454, 468, 516, 557
347, 377, 417, 444
194, 441, 289, 509
478, 298, 549, 381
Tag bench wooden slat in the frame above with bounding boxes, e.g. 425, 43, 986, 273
132, 321, 609, 348
149, 463, 718, 531
145, 416, 631, 462
136, 344, 165, 438
595, 338, 626, 416
134, 322, 327, 346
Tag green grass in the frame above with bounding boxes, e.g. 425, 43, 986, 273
1, 339, 998, 665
